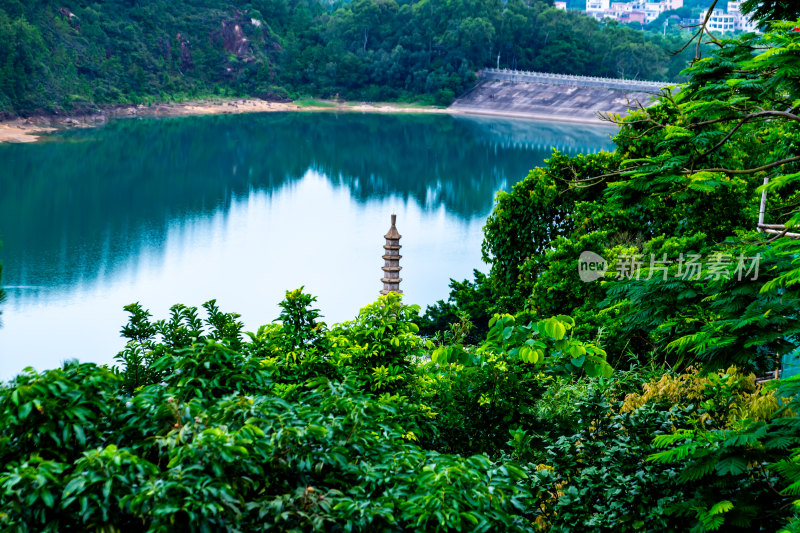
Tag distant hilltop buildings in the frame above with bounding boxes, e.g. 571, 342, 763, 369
702, 1, 760, 33
554, 0, 760, 33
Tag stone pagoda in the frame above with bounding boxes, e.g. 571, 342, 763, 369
380, 214, 403, 295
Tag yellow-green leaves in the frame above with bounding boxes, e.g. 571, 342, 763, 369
541, 318, 567, 340
517, 344, 543, 364
664, 125, 692, 140
477, 313, 612, 378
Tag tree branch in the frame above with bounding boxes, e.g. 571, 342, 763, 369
689, 110, 800, 129
683, 155, 800, 175
668, 0, 721, 61
697, 118, 748, 158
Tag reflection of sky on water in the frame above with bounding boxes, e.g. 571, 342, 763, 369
0, 112, 616, 380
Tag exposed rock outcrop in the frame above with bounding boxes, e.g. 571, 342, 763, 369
58, 7, 80, 33
221, 20, 253, 61
175, 33, 193, 71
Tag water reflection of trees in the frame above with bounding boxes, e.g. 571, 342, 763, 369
0, 112, 615, 289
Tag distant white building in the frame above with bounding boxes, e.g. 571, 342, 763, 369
661, 0, 683, 10
702, 1, 761, 33
580, 0, 759, 33
610, 1, 633, 13
586, 0, 611, 18
706, 11, 736, 32
633, 0, 684, 23
587, 0, 683, 24
554, 1, 567, 10
727, 1, 761, 32
642, 0, 663, 23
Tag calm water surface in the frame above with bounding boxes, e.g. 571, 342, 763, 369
0, 112, 615, 380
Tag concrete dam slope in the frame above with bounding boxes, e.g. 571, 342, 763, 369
449, 69, 672, 124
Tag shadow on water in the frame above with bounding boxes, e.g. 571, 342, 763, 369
0, 111, 615, 293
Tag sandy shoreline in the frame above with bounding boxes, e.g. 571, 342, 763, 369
0, 97, 607, 144
0, 121, 57, 143
0, 99, 450, 144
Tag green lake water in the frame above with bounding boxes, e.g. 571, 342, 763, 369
0, 111, 615, 380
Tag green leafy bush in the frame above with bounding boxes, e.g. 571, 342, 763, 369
329, 292, 428, 394
0, 292, 537, 532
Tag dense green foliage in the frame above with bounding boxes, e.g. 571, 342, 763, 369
2, 288, 798, 531
0, 0, 697, 115
415, 19, 800, 530
463, 21, 800, 374
0, 291, 617, 531
740, 0, 800, 24
1, 292, 528, 531
419, 269, 495, 343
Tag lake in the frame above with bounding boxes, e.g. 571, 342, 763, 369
0, 111, 616, 380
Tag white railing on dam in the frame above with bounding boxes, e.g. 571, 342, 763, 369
480, 68, 672, 92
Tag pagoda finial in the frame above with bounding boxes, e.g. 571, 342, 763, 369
380, 214, 403, 295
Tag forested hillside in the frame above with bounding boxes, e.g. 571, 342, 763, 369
0, 0, 695, 115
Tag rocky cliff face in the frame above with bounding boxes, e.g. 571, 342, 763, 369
0, 2, 287, 115
221, 20, 253, 61
209, 10, 272, 80
175, 33, 193, 71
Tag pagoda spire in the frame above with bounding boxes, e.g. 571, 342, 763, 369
380, 214, 403, 295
